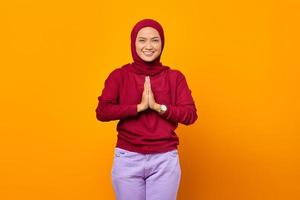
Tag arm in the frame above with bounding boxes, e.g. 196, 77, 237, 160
95, 69, 138, 122
158, 72, 198, 125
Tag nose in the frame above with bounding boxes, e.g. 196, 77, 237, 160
145, 41, 153, 50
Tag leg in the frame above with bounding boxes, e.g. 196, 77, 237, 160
111, 148, 146, 200
145, 150, 181, 200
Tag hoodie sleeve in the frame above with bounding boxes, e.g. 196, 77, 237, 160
95, 69, 138, 122
159, 72, 198, 125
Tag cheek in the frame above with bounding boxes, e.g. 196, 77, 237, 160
135, 43, 142, 52
154, 43, 162, 51
155, 46, 162, 54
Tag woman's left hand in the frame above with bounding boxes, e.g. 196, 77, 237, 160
146, 76, 160, 112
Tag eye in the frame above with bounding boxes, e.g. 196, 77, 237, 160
138, 39, 145, 42
153, 39, 159, 42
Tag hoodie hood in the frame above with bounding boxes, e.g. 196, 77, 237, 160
129, 18, 169, 76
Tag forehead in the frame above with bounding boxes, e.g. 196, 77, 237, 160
136, 27, 160, 37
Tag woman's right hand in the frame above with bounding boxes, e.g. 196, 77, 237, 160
137, 76, 149, 112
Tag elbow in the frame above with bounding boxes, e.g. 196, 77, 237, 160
96, 113, 106, 122
95, 108, 111, 122
190, 113, 198, 125
95, 99, 113, 122
183, 111, 198, 125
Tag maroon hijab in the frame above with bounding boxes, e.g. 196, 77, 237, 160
129, 19, 169, 76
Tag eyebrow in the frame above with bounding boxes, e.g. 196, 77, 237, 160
137, 37, 160, 39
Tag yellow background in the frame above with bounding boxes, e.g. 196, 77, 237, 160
1, 0, 299, 199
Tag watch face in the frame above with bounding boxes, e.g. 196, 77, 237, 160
161, 104, 167, 111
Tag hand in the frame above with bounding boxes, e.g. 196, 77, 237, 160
137, 76, 160, 113
137, 76, 149, 112
147, 77, 161, 112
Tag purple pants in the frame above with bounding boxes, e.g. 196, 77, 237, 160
111, 147, 181, 200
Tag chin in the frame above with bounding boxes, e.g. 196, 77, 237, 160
143, 58, 155, 62
141, 56, 158, 62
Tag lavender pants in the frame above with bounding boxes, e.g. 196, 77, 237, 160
111, 147, 181, 200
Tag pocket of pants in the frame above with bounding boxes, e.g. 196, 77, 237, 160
168, 149, 179, 158
112, 148, 128, 175
114, 147, 139, 158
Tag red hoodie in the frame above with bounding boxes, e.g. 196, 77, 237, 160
95, 19, 198, 153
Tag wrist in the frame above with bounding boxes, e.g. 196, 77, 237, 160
137, 104, 143, 112
153, 103, 161, 112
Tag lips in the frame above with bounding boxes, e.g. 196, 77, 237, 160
143, 51, 154, 56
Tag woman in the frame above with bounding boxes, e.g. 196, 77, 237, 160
95, 18, 198, 200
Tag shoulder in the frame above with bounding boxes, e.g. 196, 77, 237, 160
106, 63, 130, 79
167, 68, 186, 81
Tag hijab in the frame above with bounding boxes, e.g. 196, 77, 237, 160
128, 18, 170, 76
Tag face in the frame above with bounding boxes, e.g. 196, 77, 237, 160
135, 27, 162, 62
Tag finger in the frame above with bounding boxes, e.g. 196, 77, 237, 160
148, 83, 152, 94
148, 79, 151, 90
146, 81, 149, 93
147, 80, 150, 94
144, 84, 147, 94
145, 77, 149, 88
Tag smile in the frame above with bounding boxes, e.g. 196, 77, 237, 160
143, 51, 154, 56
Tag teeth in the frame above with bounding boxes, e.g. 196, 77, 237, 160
144, 51, 154, 56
